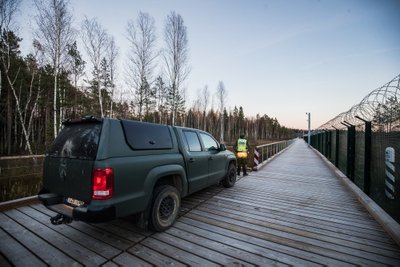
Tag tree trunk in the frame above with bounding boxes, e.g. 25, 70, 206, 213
98, 81, 104, 117
53, 73, 58, 138
220, 113, 224, 143
7, 86, 12, 154
6, 72, 34, 155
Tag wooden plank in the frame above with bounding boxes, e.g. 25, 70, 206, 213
4, 209, 106, 265
235, 179, 359, 204
167, 224, 295, 266
152, 231, 260, 266
180, 185, 223, 210
140, 237, 219, 266
0, 155, 45, 160
213, 195, 384, 233
195, 203, 400, 259
219, 182, 378, 221
0, 227, 46, 267
218, 187, 382, 226
110, 218, 153, 237
30, 203, 133, 251
185, 211, 390, 266
242, 173, 347, 190
178, 217, 349, 266
233, 182, 370, 214
241, 176, 358, 203
0, 196, 39, 212
0, 252, 12, 267
37, 202, 151, 242
129, 244, 186, 266
112, 252, 152, 267
217, 191, 376, 227
205, 197, 399, 250
0, 213, 79, 266
18, 206, 122, 259
29, 203, 57, 216
90, 222, 147, 243
101, 261, 119, 267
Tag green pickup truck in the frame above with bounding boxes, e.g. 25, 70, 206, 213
38, 117, 237, 231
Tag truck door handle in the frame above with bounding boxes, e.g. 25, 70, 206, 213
189, 158, 195, 163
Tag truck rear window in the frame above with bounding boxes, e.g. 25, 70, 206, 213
121, 120, 172, 150
47, 123, 101, 160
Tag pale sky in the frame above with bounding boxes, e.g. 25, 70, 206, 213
18, 0, 400, 129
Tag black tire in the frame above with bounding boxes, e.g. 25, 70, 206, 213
222, 163, 237, 188
150, 185, 180, 232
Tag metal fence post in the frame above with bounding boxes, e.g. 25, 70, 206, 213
347, 124, 356, 182
328, 131, 332, 160
364, 121, 371, 195
335, 128, 339, 167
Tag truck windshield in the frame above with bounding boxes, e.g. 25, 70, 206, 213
47, 123, 101, 160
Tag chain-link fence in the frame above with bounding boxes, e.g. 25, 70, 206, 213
308, 74, 400, 223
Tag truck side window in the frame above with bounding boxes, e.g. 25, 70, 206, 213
121, 120, 172, 150
199, 133, 219, 151
183, 131, 202, 152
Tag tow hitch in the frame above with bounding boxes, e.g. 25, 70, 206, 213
50, 214, 73, 225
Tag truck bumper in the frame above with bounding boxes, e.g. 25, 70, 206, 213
38, 193, 116, 223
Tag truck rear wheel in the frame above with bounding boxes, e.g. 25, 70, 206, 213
150, 185, 180, 231
222, 163, 237, 188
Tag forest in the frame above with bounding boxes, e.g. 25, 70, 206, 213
0, 0, 298, 156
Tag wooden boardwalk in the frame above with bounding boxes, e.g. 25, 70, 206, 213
1, 139, 400, 266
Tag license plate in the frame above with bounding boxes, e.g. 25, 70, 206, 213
65, 197, 84, 207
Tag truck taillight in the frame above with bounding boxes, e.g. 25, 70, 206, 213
92, 168, 114, 200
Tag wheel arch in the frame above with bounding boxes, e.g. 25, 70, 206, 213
143, 164, 188, 207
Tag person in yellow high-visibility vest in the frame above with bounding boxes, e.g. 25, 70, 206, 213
233, 133, 250, 176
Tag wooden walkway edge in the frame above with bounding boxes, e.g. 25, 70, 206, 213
310, 145, 400, 248
1, 139, 400, 266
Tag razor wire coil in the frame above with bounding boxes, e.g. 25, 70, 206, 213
318, 74, 400, 130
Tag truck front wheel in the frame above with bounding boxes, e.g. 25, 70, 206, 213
222, 163, 237, 188
150, 185, 180, 231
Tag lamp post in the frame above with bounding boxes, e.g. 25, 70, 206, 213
306, 112, 311, 145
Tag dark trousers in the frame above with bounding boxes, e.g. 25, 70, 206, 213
237, 157, 247, 175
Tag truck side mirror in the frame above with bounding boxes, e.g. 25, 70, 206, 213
219, 144, 226, 151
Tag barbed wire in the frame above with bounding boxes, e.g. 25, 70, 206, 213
318, 74, 400, 130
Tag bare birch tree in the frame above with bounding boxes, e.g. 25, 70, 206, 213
0, 0, 20, 154
0, 31, 35, 155
163, 11, 189, 125
0, 0, 19, 99
81, 16, 109, 117
20, 41, 44, 151
199, 85, 209, 130
216, 81, 227, 142
107, 36, 118, 117
34, 0, 74, 137
126, 12, 157, 121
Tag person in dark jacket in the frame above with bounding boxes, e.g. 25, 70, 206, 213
233, 133, 250, 176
